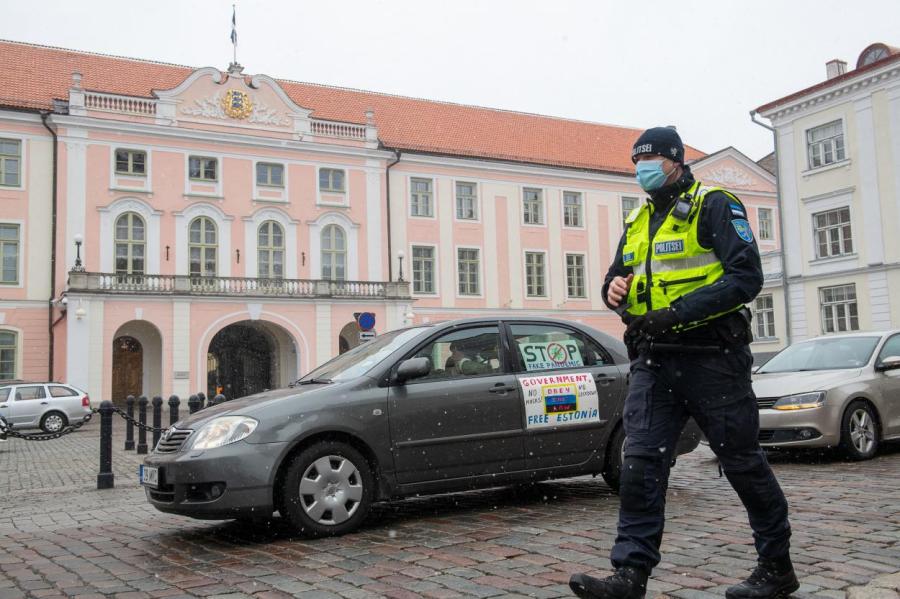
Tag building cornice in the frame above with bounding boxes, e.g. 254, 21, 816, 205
786, 261, 900, 283
48, 114, 395, 162
758, 61, 900, 124
393, 152, 637, 186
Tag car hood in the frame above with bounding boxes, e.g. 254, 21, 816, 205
752, 368, 862, 397
170, 383, 339, 429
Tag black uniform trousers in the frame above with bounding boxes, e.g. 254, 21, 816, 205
610, 343, 791, 572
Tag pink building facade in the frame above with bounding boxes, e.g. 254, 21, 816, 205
0, 41, 782, 404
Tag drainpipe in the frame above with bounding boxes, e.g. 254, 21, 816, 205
384, 149, 401, 281
40, 111, 60, 380
750, 110, 791, 346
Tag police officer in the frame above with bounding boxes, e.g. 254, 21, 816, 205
569, 127, 796, 599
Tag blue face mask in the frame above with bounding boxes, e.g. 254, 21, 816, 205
635, 160, 674, 191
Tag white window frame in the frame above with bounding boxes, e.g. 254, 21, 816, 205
320, 224, 348, 281
819, 283, 859, 334
524, 250, 547, 298
182, 153, 222, 198
188, 216, 219, 278
813, 206, 853, 259
454, 181, 479, 221
319, 167, 346, 193
188, 155, 219, 182
565, 252, 588, 299
0, 327, 22, 380
0, 222, 22, 286
562, 191, 584, 228
308, 212, 359, 281
806, 119, 846, 170
0, 137, 24, 190
410, 177, 435, 218
243, 207, 297, 279
522, 187, 545, 226
113, 212, 146, 277
256, 162, 285, 188
621, 195, 640, 228
114, 148, 147, 177
754, 294, 776, 339
757, 207, 773, 241
257, 220, 286, 280
174, 202, 232, 277
456, 246, 482, 297
410, 244, 438, 296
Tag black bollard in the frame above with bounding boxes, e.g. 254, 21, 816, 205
124, 394, 135, 451
197, 392, 207, 409
97, 400, 115, 489
168, 395, 180, 425
137, 395, 148, 454
151, 396, 163, 450
214, 393, 226, 405
188, 394, 200, 414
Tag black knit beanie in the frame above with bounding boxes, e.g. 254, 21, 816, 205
631, 127, 685, 164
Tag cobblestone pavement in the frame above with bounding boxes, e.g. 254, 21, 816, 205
1, 419, 898, 599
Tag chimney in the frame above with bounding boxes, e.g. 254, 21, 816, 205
826, 59, 847, 80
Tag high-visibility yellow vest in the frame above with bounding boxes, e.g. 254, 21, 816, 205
623, 181, 744, 329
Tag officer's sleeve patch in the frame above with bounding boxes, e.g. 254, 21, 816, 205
732, 218, 754, 243
729, 202, 746, 217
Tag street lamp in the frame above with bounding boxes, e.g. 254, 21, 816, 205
73, 233, 85, 272
397, 249, 405, 282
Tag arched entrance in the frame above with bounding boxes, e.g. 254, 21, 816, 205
111, 320, 163, 405
339, 321, 361, 354
112, 336, 142, 404
207, 320, 298, 400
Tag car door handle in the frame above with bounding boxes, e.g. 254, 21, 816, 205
41, 402, 49, 405
489, 384, 516, 394
594, 374, 616, 386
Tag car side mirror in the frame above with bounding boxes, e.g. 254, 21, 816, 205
396, 357, 432, 383
875, 355, 900, 372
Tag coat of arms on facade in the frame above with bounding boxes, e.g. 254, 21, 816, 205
222, 89, 253, 119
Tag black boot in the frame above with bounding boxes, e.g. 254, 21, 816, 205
726, 558, 799, 599
569, 566, 648, 599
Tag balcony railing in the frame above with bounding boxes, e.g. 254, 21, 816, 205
84, 92, 157, 116
67, 272, 410, 300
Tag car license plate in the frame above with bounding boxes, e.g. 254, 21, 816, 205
139, 465, 158, 487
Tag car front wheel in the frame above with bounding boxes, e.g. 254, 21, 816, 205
840, 400, 879, 460
40, 411, 68, 433
280, 441, 374, 537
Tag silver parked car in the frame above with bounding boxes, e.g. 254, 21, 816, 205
753, 330, 900, 460
0, 381, 92, 433
142, 317, 701, 537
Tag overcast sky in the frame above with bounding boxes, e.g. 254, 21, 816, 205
1, 0, 895, 161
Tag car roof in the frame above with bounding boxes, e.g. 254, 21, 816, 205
801, 329, 900, 343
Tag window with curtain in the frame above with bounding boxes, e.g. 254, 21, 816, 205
189, 216, 218, 278
321, 224, 346, 281
115, 212, 145, 281
258, 221, 284, 279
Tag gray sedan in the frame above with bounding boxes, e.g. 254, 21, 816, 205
142, 317, 700, 537
754, 330, 900, 459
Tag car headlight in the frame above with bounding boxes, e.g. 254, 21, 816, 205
190, 416, 258, 450
772, 391, 825, 410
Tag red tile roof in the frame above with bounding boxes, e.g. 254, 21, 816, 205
0, 39, 704, 175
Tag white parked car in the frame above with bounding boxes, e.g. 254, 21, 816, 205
752, 330, 900, 460
0, 382, 92, 433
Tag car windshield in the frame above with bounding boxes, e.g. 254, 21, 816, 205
298, 327, 431, 382
757, 336, 881, 373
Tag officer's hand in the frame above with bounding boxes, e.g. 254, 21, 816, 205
625, 307, 680, 338
607, 274, 633, 307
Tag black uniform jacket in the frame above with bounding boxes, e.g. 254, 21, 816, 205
602, 166, 764, 341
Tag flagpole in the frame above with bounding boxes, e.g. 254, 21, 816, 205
232, 4, 237, 65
